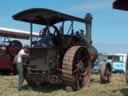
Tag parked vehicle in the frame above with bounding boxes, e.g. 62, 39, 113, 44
92, 53, 108, 73
0, 27, 38, 74
92, 58, 100, 73
106, 53, 127, 73
99, 53, 128, 83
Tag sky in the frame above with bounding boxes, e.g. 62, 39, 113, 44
0, 0, 128, 53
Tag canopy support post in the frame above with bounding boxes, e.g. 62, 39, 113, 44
30, 23, 33, 48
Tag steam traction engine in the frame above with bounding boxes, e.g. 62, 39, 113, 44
13, 8, 97, 90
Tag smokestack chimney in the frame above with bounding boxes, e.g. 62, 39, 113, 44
85, 13, 93, 45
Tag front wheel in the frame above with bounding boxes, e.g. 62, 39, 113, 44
100, 63, 112, 83
125, 63, 128, 83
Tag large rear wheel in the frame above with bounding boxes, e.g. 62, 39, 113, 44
62, 46, 91, 90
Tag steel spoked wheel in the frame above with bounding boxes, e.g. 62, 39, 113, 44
62, 46, 90, 90
100, 63, 112, 83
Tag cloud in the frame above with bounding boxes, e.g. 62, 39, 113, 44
69, 0, 113, 12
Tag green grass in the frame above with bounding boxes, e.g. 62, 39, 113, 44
0, 74, 128, 96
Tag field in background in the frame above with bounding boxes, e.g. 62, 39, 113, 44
0, 74, 128, 96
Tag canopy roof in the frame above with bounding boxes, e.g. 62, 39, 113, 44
13, 8, 86, 25
113, 0, 128, 11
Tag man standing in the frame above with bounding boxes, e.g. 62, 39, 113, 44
14, 45, 29, 90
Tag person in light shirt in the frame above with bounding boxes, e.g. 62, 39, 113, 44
15, 45, 29, 90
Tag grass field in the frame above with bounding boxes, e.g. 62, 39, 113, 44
0, 73, 128, 96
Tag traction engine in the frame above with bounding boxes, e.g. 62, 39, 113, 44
13, 8, 98, 90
